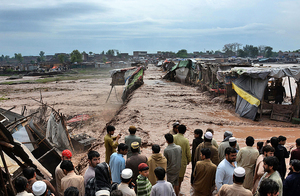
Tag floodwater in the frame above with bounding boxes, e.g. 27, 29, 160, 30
89, 64, 300, 195
1, 64, 300, 195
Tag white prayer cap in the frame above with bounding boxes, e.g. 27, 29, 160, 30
204, 132, 213, 139
234, 167, 245, 177
229, 137, 236, 142
32, 181, 47, 196
121, 168, 133, 179
95, 190, 110, 196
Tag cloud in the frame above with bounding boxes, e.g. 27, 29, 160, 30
0, 0, 300, 55
0, 2, 107, 32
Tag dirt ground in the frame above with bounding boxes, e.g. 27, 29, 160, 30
1, 65, 300, 195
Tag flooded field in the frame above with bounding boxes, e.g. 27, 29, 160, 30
1, 65, 299, 195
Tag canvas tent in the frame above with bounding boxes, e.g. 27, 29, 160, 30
217, 65, 300, 120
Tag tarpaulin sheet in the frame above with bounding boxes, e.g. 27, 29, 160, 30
230, 66, 300, 80
171, 60, 191, 72
67, 114, 90, 123
232, 75, 268, 120
217, 65, 300, 82
46, 113, 72, 151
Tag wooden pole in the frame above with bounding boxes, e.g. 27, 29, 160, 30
106, 86, 114, 103
288, 77, 294, 103
5, 111, 39, 129
0, 146, 16, 195
0, 166, 9, 196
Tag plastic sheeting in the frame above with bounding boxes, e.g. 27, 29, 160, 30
175, 67, 189, 83
46, 113, 72, 151
229, 66, 300, 80
233, 75, 268, 120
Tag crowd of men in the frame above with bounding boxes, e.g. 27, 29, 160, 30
14, 123, 300, 196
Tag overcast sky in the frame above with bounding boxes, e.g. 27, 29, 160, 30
1, 0, 300, 56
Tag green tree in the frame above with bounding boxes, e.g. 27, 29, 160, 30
30, 60, 35, 64
176, 49, 188, 58
223, 43, 242, 57
0, 55, 4, 62
14, 53, 23, 63
243, 45, 258, 57
106, 49, 115, 56
223, 44, 235, 56
258, 45, 266, 56
70, 50, 82, 63
265, 46, 273, 58
89, 51, 93, 55
101, 51, 105, 55
58, 54, 66, 64
39, 51, 45, 62
237, 49, 246, 57
4, 55, 9, 62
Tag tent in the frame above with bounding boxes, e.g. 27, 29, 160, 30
163, 60, 194, 83
217, 65, 300, 120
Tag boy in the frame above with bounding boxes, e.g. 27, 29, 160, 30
136, 163, 152, 196
150, 167, 175, 196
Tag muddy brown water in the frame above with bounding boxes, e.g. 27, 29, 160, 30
1, 65, 300, 195
88, 65, 300, 195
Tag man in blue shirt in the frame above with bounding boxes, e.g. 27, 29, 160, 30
109, 143, 128, 184
215, 147, 237, 191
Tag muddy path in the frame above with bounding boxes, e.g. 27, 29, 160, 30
87, 64, 300, 195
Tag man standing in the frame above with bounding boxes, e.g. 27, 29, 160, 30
55, 149, 73, 196
236, 136, 259, 190
194, 132, 219, 166
147, 144, 167, 185
218, 167, 252, 196
215, 147, 237, 191
23, 167, 58, 196
104, 125, 121, 164
218, 131, 240, 161
125, 126, 142, 159
164, 133, 182, 196
271, 137, 289, 180
206, 128, 218, 148
258, 179, 279, 196
191, 129, 203, 184
169, 122, 179, 135
84, 151, 100, 186
60, 160, 85, 196
118, 168, 136, 196
14, 176, 34, 196
283, 160, 300, 196
258, 156, 283, 196
193, 148, 217, 196
126, 142, 147, 185
151, 167, 176, 196
253, 145, 275, 194
291, 138, 300, 161
173, 125, 191, 193
109, 143, 128, 184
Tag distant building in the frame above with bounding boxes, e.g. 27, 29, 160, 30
133, 51, 147, 58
